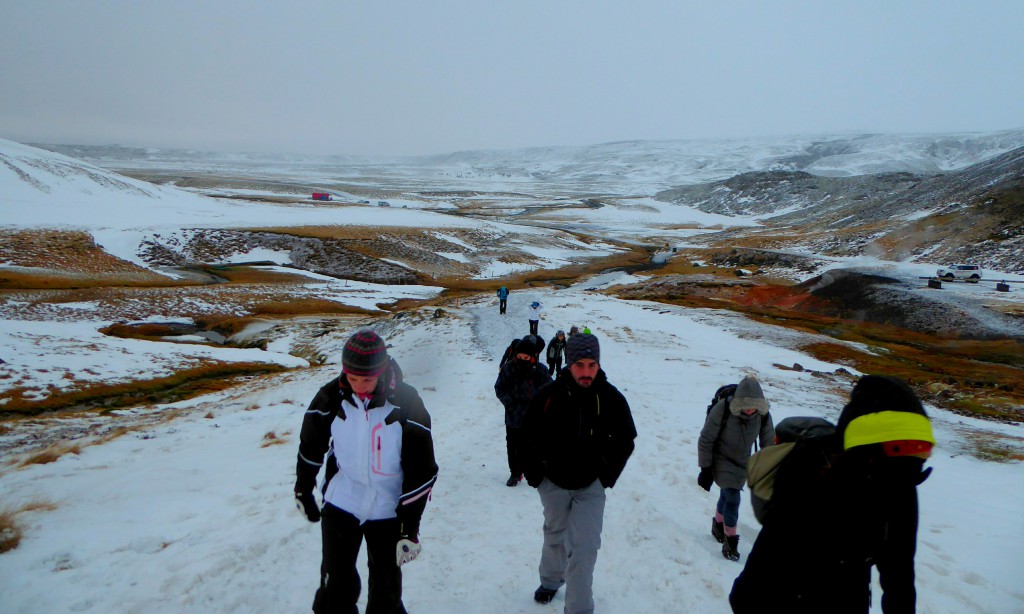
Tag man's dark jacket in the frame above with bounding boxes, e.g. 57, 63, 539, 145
521, 368, 637, 490
494, 359, 552, 428
295, 359, 438, 538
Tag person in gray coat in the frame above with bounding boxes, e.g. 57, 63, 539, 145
697, 375, 775, 562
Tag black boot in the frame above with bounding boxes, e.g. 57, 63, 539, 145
534, 585, 558, 603
722, 535, 740, 562
711, 518, 725, 543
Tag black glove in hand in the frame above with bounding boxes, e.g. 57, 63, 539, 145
295, 491, 321, 523
697, 468, 713, 492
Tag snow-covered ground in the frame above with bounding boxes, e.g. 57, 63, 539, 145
1, 286, 1022, 613
2, 136, 1024, 613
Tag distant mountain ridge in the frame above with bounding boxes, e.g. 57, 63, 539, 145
664, 145, 1024, 272
33, 129, 1024, 190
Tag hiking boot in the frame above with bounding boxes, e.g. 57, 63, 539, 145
722, 535, 740, 562
711, 518, 725, 543
506, 474, 522, 487
534, 585, 558, 603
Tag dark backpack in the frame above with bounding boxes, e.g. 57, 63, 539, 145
499, 338, 519, 368
746, 416, 836, 525
706, 383, 738, 437
707, 384, 738, 416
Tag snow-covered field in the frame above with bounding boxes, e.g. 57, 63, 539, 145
1, 286, 1022, 613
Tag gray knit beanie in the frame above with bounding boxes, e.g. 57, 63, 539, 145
565, 333, 600, 365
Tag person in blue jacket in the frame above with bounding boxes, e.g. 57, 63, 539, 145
497, 286, 510, 314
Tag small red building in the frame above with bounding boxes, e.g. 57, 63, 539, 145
311, 192, 332, 201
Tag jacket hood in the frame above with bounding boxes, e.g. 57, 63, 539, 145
729, 376, 769, 416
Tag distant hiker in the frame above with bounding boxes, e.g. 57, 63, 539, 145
545, 330, 566, 375
497, 286, 510, 315
730, 375, 935, 613
697, 376, 774, 562
295, 329, 438, 614
528, 301, 543, 335
500, 334, 545, 369
494, 337, 553, 487
568, 325, 579, 338
522, 333, 637, 611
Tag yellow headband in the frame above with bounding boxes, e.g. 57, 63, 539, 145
844, 411, 935, 451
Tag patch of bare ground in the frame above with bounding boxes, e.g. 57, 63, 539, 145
0, 229, 188, 289
616, 277, 1024, 425
0, 361, 288, 416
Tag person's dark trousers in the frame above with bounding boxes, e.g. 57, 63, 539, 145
506, 426, 527, 477
547, 359, 561, 375
500, 299, 507, 314
529, 320, 539, 335
314, 503, 407, 614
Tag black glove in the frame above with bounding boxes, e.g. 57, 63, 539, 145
697, 468, 713, 492
295, 491, 321, 523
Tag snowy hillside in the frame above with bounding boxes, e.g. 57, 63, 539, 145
0, 139, 624, 281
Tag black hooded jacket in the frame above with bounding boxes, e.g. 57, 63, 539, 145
521, 368, 637, 490
731, 438, 926, 613
494, 358, 552, 428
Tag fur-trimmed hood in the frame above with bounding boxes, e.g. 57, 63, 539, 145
729, 376, 770, 416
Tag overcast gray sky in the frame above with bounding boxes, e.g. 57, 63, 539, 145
2, 1, 1021, 157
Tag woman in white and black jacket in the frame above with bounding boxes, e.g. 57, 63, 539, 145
294, 330, 438, 614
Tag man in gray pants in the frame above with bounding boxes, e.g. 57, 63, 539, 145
522, 333, 637, 613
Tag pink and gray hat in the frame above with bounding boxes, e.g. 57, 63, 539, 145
342, 330, 389, 376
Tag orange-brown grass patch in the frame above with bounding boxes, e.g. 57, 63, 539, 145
251, 299, 376, 317
433, 244, 651, 292
0, 361, 290, 416
962, 431, 1024, 462
200, 265, 317, 285
0, 500, 58, 553
630, 282, 1024, 422
19, 442, 81, 466
0, 229, 192, 289
100, 322, 190, 340
261, 430, 290, 447
0, 268, 191, 290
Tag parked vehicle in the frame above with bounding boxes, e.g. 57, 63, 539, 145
936, 264, 982, 282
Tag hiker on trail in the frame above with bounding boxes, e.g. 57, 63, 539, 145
499, 334, 545, 370
522, 333, 637, 611
567, 325, 579, 338
730, 375, 935, 614
294, 329, 438, 614
528, 301, 543, 335
494, 336, 553, 487
545, 330, 566, 375
497, 286, 510, 315
697, 376, 774, 562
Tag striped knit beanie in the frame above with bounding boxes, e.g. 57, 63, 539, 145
342, 330, 388, 376
565, 333, 600, 365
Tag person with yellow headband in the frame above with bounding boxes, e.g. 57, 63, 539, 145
730, 375, 934, 613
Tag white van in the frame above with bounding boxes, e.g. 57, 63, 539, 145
936, 264, 983, 282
